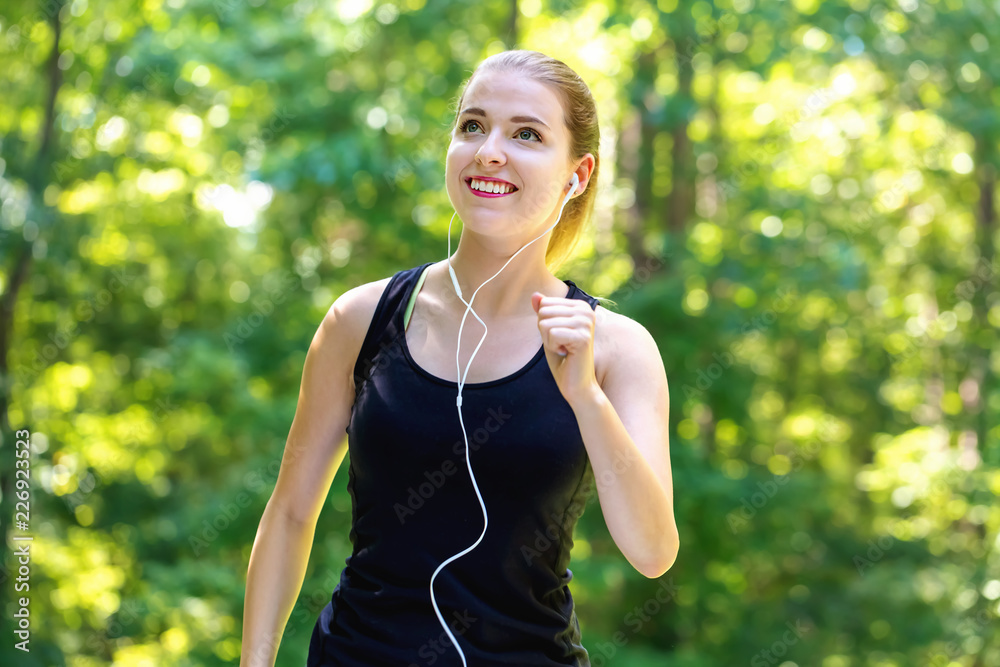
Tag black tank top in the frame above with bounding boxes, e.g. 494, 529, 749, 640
307, 261, 599, 667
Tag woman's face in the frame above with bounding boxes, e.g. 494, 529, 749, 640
445, 68, 577, 244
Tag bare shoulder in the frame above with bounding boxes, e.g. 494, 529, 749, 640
318, 275, 394, 389
593, 304, 662, 388
323, 275, 393, 338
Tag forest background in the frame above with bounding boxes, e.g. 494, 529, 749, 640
0, 0, 997, 665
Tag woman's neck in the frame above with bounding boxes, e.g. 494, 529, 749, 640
444, 242, 567, 320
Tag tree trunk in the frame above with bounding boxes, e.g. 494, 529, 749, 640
622, 48, 658, 272
667, 31, 694, 235
972, 135, 996, 462
506, 0, 518, 48
0, 0, 65, 613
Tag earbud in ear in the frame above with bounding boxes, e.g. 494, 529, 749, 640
568, 172, 580, 194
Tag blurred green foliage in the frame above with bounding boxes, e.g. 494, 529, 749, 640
0, 0, 997, 665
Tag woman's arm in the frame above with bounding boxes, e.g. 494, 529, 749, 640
533, 295, 677, 578
239, 278, 388, 667
572, 310, 677, 578
241, 503, 330, 667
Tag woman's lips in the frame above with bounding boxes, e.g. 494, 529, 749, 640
466, 180, 517, 198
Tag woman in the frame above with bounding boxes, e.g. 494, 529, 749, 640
240, 49, 677, 667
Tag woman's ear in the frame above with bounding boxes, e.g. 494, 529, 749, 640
570, 155, 596, 196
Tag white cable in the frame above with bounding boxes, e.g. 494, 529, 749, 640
428, 173, 580, 666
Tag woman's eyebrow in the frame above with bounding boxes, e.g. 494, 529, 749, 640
459, 107, 550, 130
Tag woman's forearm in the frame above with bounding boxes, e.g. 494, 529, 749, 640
240, 501, 318, 667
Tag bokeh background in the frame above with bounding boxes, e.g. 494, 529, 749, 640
1, 0, 998, 665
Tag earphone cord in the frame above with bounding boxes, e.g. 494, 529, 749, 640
428, 175, 579, 667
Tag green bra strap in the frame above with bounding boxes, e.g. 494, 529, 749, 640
403, 265, 430, 330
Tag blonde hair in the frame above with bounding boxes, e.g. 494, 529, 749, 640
447, 50, 601, 277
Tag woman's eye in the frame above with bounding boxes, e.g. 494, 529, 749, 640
459, 120, 540, 142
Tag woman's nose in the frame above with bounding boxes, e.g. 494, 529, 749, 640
476, 131, 507, 164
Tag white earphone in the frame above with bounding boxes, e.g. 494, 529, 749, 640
430, 171, 580, 666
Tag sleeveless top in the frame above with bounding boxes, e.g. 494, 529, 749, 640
307, 261, 599, 667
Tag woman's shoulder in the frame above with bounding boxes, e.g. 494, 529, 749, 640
592, 303, 658, 388
321, 274, 394, 346
311, 273, 400, 394
321, 263, 432, 339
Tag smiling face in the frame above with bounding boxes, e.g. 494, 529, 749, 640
445, 68, 577, 243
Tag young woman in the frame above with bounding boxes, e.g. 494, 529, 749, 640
240, 49, 677, 667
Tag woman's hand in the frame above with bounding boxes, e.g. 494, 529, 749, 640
531, 291, 599, 409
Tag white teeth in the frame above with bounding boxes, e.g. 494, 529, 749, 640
471, 178, 513, 194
